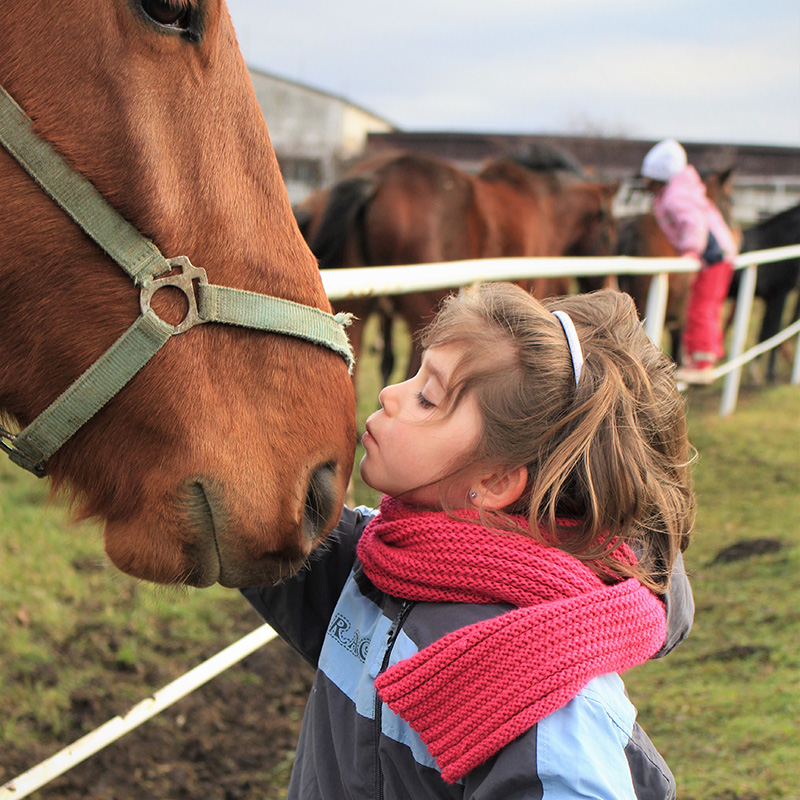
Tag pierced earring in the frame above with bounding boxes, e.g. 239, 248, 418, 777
470, 492, 477, 499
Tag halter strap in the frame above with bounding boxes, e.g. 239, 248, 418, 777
0, 84, 170, 285
552, 310, 584, 385
0, 83, 353, 477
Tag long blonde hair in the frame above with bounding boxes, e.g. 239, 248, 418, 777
420, 283, 695, 592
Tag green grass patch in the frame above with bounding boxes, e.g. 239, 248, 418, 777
623, 383, 800, 799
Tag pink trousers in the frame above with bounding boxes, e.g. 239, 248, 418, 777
682, 260, 735, 362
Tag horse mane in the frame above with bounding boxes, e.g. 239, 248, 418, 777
509, 142, 586, 177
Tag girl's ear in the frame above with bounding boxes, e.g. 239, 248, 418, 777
471, 466, 528, 511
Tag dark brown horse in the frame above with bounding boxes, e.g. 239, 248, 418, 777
727, 202, 800, 381
616, 168, 736, 359
0, 0, 355, 587
299, 146, 618, 384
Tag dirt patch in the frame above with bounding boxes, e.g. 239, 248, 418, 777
695, 644, 772, 664
2, 637, 314, 800
710, 538, 785, 564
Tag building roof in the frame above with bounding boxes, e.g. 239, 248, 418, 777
365, 131, 800, 178
247, 66, 396, 130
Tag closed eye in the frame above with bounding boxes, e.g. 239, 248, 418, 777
416, 391, 434, 409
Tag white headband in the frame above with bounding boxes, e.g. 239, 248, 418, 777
552, 310, 584, 385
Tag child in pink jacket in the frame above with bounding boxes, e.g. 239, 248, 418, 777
641, 138, 738, 384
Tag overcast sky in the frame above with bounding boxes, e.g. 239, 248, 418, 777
226, 0, 800, 148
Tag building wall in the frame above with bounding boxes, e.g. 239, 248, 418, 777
248, 69, 393, 204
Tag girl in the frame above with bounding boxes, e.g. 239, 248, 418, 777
243, 283, 696, 799
640, 138, 739, 384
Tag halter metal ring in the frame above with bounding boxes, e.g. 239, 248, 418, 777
139, 256, 208, 334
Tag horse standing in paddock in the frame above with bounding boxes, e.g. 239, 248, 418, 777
299, 147, 618, 386
615, 216, 693, 358
0, 0, 356, 587
726, 202, 800, 382
616, 168, 736, 360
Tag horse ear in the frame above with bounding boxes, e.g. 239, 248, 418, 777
719, 166, 735, 186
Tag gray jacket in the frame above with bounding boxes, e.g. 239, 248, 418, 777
242, 506, 694, 799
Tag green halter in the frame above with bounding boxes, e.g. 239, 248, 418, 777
0, 84, 354, 477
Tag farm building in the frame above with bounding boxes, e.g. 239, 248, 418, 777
248, 68, 395, 205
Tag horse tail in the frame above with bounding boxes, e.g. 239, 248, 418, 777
309, 176, 376, 269
293, 205, 314, 241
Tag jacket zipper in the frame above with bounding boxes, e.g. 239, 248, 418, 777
374, 599, 415, 800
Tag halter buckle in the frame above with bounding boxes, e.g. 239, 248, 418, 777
0, 426, 46, 477
140, 256, 208, 334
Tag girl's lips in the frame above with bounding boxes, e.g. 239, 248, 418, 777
362, 426, 374, 447
362, 421, 377, 447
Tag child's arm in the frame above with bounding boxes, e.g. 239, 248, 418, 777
240, 505, 376, 668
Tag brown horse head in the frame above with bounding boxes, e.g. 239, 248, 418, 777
0, 0, 355, 587
557, 177, 620, 258
702, 165, 740, 246
479, 154, 619, 259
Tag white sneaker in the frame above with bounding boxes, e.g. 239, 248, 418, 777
674, 361, 715, 385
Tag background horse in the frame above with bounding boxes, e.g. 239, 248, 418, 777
0, 0, 355, 587
726, 202, 800, 381
616, 168, 735, 360
300, 145, 618, 386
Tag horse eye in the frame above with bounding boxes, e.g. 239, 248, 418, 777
140, 0, 190, 28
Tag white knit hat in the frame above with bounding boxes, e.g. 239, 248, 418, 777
641, 139, 687, 182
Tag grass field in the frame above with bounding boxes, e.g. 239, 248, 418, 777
1, 313, 799, 798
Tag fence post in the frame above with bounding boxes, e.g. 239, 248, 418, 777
643, 272, 669, 347
720, 264, 758, 417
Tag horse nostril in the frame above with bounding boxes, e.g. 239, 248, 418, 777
303, 463, 337, 543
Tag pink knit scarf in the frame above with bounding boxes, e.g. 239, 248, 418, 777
356, 496, 667, 783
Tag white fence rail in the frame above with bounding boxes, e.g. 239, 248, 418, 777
1, 626, 278, 799
3, 244, 799, 799
322, 244, 800, 417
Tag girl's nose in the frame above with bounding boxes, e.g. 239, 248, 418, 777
378, 382, 400, 415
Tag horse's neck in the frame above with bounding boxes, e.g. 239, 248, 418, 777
475, 179, 552, 257
547, 181, 594, 254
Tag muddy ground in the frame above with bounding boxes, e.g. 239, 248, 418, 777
2, 629, 315, 800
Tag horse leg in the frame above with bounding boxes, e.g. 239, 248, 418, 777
394, 291, 445, 379
577, 275, 614, 293
333, 297, 373, 392
759, 293, 787, 383
378, 296, 396, 387
780, 286, 800, 369
670, 327, 684, 365
616, 274, 651, 319
526, 278, 553, 299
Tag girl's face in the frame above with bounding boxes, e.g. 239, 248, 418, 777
359, 344, 483, 508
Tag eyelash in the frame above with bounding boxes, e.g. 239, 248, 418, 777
416, 392, 434, 409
